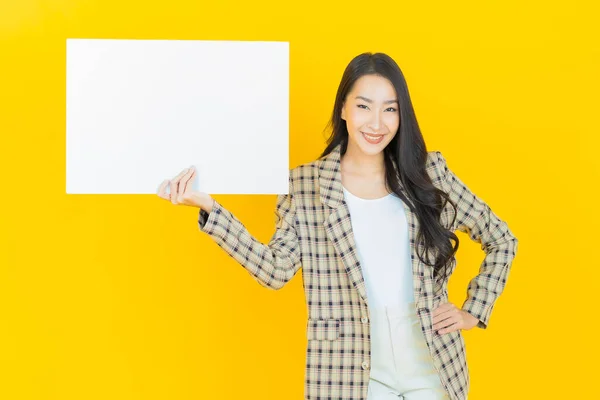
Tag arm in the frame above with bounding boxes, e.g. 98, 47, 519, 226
435, 151, 519, 329
198, 173, 302, 290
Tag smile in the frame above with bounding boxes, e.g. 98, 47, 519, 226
361, 132, 385, 144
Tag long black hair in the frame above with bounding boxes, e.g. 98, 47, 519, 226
320, 52, 459, 283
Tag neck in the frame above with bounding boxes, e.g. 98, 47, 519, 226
341, 143, 385, 175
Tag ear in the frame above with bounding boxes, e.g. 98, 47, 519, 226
341, 104, 346, 120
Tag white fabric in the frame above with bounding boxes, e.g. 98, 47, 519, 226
342, 185, 414, 307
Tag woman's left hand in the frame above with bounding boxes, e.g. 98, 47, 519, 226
431, 302, 480, 334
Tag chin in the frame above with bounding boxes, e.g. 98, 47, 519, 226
357, 143, 384, 155
354, 133, 388, 154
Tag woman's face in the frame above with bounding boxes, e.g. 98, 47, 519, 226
341, 74, 400, 156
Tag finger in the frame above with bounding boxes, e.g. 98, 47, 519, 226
178, 166, 195, 201
437, 321, 462, 335
158, 180, 171, 201
186, 165, 196, 183
432, 303, 451, 315
435, 311, 462, 329
433, 308, 459, 322
170, 168, 190, 204
432, 306, 461, 325
433, 314, 459, 330
431, 303, 454, 317
180, 168, 196, 202
175, 167, 190, 181
170, 179, 179, 204
436, 318, 459, 332
157, 179, 171, 199
432, 312, 455, 329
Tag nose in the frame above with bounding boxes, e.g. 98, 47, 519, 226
367, 111, 383, 131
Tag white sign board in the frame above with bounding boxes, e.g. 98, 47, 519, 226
66, 39, 289, 195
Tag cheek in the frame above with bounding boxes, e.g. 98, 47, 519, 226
347, 109, 367, 128
385, 114, 400, 130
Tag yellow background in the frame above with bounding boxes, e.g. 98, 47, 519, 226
1, 0, 598, 398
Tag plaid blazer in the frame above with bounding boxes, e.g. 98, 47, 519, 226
198, 142, 518, 400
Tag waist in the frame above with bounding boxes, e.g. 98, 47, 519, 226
370, 301, 418, 318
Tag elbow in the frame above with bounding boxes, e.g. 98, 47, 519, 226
507, 227, 518, 252
489, 227, 519, 256
252, 249, 302, 291
257, 276, 289, 291
255, 264, 296, 290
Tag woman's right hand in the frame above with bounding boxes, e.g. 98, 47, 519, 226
156, 166, 214, 213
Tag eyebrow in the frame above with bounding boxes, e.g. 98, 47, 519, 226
355, 96, 398, 104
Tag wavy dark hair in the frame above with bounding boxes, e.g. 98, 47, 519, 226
319, 52, 459, 282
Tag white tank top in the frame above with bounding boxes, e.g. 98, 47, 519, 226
342, 185, 415, 307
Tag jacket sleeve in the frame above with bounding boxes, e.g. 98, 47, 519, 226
197, 174, 302, 290
435, 151, 519, 329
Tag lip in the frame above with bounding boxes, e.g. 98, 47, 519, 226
361, 131, 386, 145
361, 132, 385, 137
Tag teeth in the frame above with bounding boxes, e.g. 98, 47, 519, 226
364, 133, 382, 139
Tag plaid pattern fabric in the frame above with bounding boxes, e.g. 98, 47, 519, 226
198, 143, 518, 400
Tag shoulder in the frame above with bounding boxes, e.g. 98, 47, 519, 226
426, 150, 450, 172
289, 160, 317, 181
291, 160, 316, 176
285, 160, 319, 194
426, 149, 445, 167
426, 150, 450, 191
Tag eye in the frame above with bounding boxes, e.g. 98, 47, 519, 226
356, 104, 397, 111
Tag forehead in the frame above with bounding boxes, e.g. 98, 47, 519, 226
349, 74, 396, 99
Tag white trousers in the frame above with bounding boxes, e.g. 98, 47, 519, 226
367, 301, 450, 400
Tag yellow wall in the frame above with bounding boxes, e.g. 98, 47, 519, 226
1, 1, 598, 398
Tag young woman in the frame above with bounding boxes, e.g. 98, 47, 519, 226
157, 52, 519, 400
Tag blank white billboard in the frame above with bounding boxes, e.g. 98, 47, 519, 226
66, 39, 289, 195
